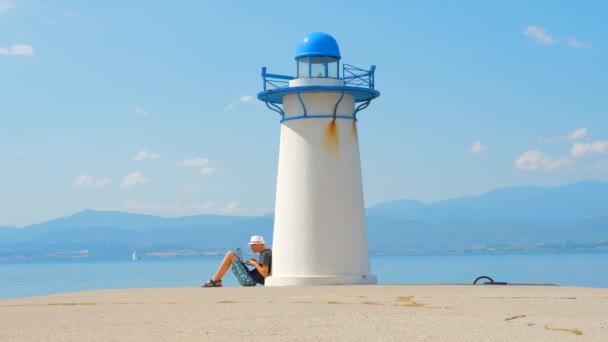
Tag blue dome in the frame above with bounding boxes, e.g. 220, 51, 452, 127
295, 32, 341, 60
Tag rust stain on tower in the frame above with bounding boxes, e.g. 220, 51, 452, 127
351, 121, 358, 140
324, 120, 339, 154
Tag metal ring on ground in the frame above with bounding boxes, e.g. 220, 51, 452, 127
473, 275, 494, 284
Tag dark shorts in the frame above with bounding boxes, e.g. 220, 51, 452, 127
231, 261, 257, 286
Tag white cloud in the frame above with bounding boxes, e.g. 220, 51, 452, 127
598, 160, 608, 171
567, 37, 591, 49
0, 0, 14, 14
0, 44, 34, 56
221, 201, 241, 214
571, 141, 608, 157
74, 174, 111, 189
10, 44, 34, 55
523, 26, 556, 45
121, 172, 149, 188
540, 128, 588, 143
566, 128, 587, 140
179, 158, 217, 175
134, 107, 149, 116
225, 94, 256, 112
133, 150, 159, 161
515, 150, 570, 171
122, 200, 253, 216
518, 137, 607, 172
522, 26, 591, 50
224, 103, 235, 112
469, 141, 487, 154
190, 201, 241, 214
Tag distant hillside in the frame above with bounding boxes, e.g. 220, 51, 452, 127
24, 210, 251, 232
366, 180, 608, 223
0, 227, 19, 242
1, 211, 274, 260
366, 216, 608, 251
2, 180, 608, 261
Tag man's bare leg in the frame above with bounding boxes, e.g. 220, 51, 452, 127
211, 251, 237, 282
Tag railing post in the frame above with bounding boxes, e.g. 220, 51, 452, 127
370, 65, 376, 89
262, 67, 267, 90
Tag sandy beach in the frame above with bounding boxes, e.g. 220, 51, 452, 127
1, 285, 606, 341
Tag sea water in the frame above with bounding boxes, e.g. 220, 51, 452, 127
1, 252, 607, 299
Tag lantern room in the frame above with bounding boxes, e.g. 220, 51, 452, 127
295, 32, 341, 79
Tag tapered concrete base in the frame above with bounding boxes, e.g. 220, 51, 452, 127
265, 275, 377, 286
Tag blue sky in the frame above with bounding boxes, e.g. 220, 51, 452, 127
1, 1, 607, 227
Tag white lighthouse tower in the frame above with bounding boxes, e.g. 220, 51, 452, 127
258, 32, 380, 286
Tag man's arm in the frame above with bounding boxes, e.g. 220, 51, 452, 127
257, 264, 270, 278
248, 259, 270, 278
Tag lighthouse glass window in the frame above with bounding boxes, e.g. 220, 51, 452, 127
327, 57, 338, 78
298, 56, 338, 78
310, 56, 326, 78
298, 57, 308, 78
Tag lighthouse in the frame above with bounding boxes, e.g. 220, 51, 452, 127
258, 32, 380, 286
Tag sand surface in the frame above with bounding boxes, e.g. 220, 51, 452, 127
1, 285, 607, 341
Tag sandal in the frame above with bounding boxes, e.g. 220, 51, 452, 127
201, 279, 222, 288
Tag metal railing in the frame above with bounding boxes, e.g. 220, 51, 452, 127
342, 64, 376, 89
261, 67, 295, 91
261, 64, 376, 92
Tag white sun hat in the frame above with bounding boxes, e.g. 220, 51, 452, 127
248, 235, 265, 245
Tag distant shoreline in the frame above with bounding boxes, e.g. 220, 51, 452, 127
2, 249, 607, 263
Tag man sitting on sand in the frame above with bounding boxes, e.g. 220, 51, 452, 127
202, 235, 272, 287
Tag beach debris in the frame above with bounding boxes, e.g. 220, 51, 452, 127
544, 325, 583, 335
396, 296, 426, 307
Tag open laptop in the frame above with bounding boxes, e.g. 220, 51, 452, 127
236, 248, 255, 267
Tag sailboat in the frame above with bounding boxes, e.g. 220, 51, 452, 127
131, 250, 140, 261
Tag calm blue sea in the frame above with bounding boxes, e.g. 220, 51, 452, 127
1, 253, 607, 299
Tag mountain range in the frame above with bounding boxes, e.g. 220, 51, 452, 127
1, 180, 607, 261
366, 180, 608, 222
